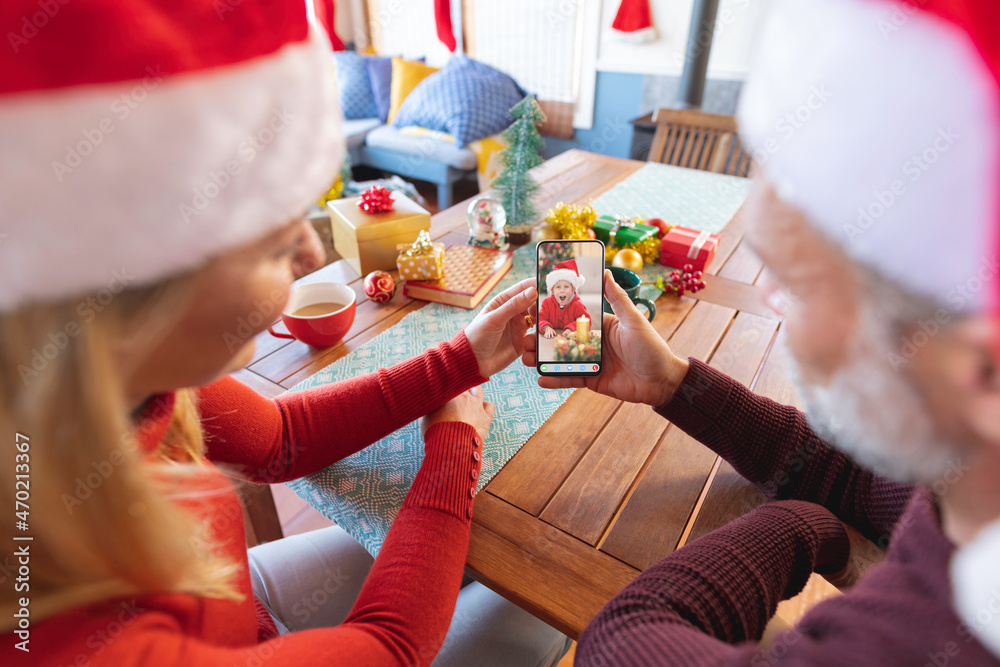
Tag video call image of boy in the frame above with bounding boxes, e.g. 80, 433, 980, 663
537, 242, 603, 365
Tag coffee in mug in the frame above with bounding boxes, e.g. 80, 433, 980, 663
291, 302, 348, 318
268, 282, 357, 347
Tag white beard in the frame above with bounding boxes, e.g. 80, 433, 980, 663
951, 517, 1000, 658
788, 307, 961, 485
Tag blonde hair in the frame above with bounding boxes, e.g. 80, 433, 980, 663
0, 276, 242, 630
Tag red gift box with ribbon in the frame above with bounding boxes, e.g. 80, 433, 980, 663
659, 226, 720, 271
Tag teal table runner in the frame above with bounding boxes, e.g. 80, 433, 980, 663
287, 163, 750, 556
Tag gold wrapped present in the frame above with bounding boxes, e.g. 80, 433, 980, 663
396, 230, 445, 281
328, 190, 431, 276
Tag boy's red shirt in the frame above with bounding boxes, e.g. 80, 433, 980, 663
538, 293, 591, 333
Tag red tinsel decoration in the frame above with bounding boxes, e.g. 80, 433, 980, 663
357, 185, 395, 213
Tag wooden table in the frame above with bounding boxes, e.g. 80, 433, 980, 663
240, 149, 793, 639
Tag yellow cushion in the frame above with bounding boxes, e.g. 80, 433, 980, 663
388, 58, 439, 123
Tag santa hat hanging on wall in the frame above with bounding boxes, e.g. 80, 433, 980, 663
609, 0, 658, 43
546, 260, 586, 293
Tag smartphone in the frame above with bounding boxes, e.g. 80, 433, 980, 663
536, 239, 605, 377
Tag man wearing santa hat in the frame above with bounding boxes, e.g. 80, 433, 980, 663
528, 0, 1000, 663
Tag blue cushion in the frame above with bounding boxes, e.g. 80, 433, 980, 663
365, 56, 393, 123
331, 51, 378, 120
392, 56, 525, 146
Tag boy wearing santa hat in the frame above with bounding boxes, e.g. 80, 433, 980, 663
538, 260, 593, 339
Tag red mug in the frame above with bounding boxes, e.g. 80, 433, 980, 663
268, 282, 356, 348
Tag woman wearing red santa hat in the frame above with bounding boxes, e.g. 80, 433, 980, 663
0, 2, 570, 666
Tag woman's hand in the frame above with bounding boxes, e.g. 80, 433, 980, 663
465, 278, 538, 377
420, 386, 495, 442
522, 271, 690, 406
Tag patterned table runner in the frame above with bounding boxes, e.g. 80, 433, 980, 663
287, 163, 750, 556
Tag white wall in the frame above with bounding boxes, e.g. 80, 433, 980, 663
597, 0, 773, 80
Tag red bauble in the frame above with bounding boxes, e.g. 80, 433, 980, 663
648, 218, 671, 239
364, 271, 396, 303
586, 228, 597, 239
357, 185, 395, 214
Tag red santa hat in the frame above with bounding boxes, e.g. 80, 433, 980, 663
546, 260, 586, 293
737, 0, 999, 317
0, 0, 344, 312
609, 0, 657, 44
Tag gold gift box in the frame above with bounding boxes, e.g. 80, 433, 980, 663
396, 236, 446, 281
328, 190, 431, 276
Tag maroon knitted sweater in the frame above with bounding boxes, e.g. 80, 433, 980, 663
576, 359, 999, 666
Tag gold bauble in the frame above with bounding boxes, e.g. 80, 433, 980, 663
612, 248, 643, 273
532, 222, 561, 242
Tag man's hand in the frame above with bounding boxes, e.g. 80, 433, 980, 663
465, 278, 538, 378
420, 386, 495, 442
522, 270, 690, 406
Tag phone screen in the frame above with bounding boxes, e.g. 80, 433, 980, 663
536, 239, 605, 377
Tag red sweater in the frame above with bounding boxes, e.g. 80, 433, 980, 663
538, 294, 591, 334
6, 333, 488, 667
577, 359, 998, 665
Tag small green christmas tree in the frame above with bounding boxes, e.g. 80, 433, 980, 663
493, 95, 546, 242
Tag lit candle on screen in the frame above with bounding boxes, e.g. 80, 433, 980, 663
576, 316, 590, 343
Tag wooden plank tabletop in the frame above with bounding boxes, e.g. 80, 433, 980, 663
240, 150, 786, 639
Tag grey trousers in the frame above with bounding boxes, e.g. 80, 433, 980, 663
247, 525, 572, 667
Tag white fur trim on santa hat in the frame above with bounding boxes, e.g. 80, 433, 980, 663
607, 26, 658, 44
737, 0, 999, 312
546, 268, 585, 293
951, 517, 1000, 658
0, 28, 343, 312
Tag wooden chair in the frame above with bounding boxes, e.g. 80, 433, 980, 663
648, 108, 754, 177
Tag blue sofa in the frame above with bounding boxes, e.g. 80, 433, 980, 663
344, 119, 477, 209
